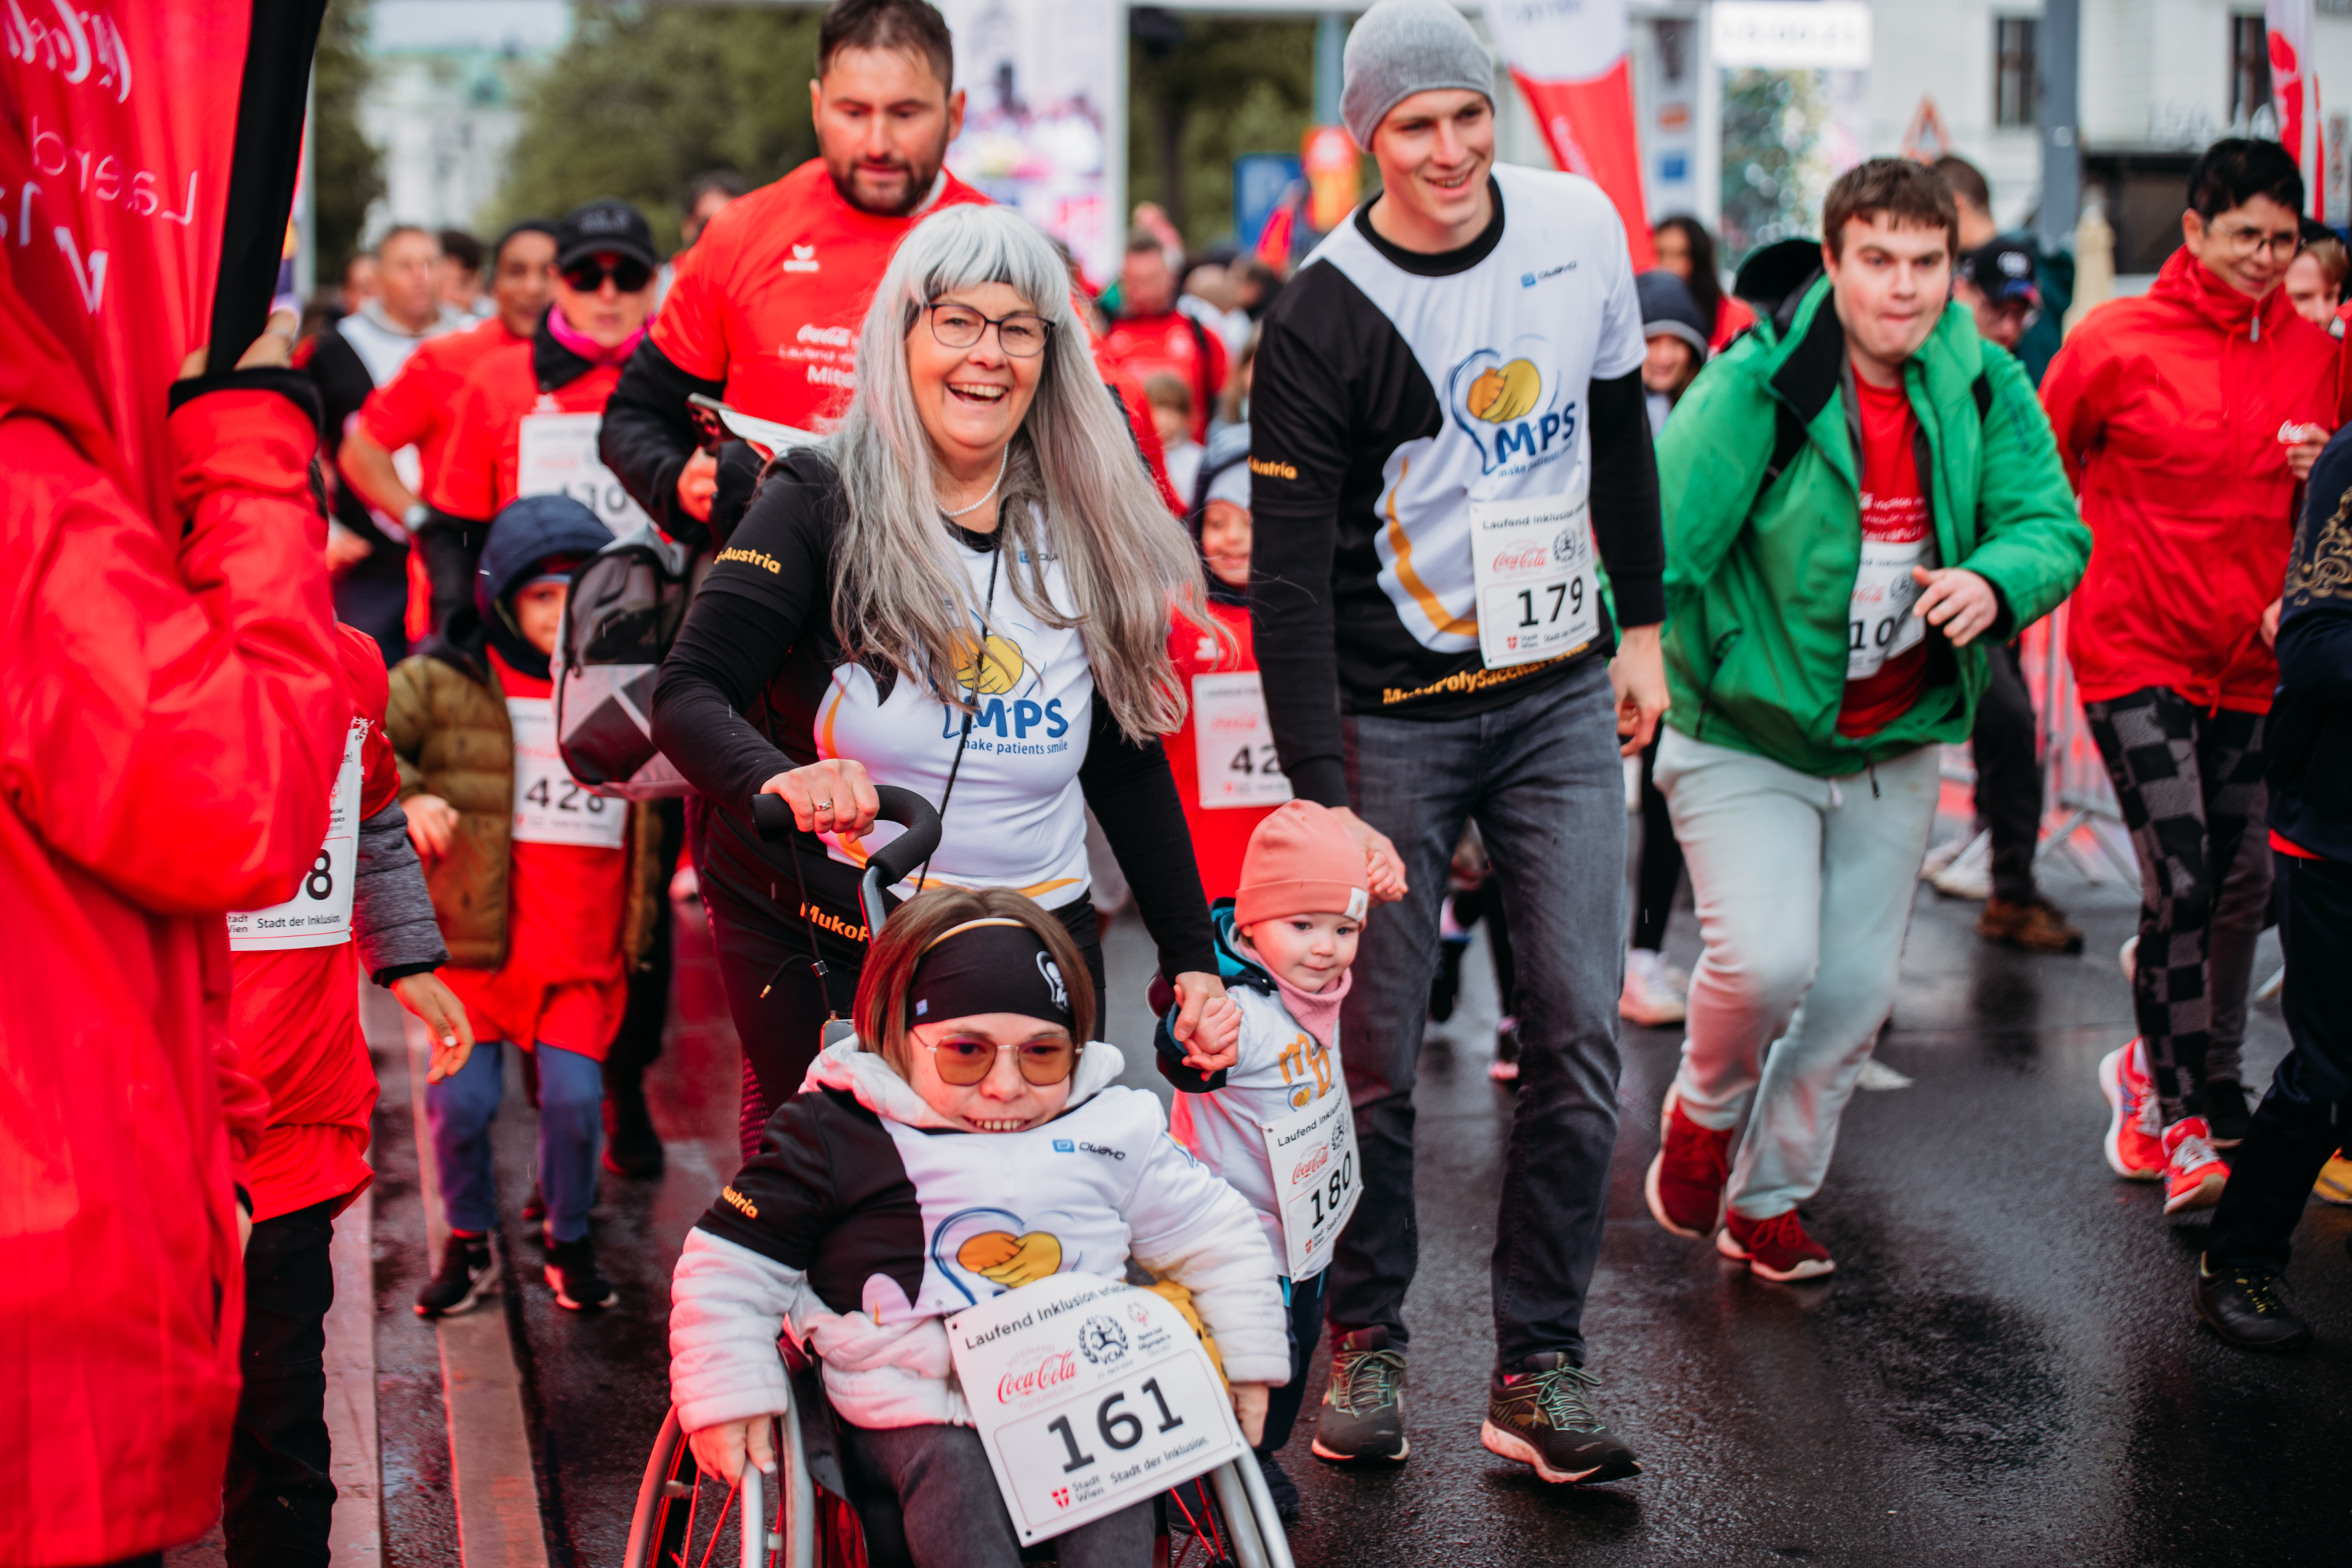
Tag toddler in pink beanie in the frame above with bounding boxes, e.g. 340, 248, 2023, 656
1156, 798, 1371, 1510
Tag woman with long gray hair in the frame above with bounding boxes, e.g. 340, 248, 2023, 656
653, 203, 1238, 1149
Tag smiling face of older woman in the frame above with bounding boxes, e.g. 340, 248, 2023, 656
905, 281, 1051, 497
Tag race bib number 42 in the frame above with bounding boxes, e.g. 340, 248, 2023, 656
517, 411, 654, 536
949, 1272, 1245, 1544
1471, 487, 1600, 670
508, 698, 626, 848
1191, 672, 1291, 810
228, 717, 365, 951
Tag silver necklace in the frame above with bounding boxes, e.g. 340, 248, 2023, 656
938, 446, 1010, 519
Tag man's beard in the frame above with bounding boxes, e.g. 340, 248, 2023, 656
826, 147, 946, 218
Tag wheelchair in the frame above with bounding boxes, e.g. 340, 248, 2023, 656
624, 786, 1296, 1567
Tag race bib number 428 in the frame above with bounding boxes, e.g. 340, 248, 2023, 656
948, 1272, 1245, 1544
507, 698, 626, 848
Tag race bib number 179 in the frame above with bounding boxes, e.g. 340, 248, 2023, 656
1471, 485, 1600, 670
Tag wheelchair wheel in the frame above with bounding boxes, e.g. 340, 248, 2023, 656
624, 1408, 821, 1568
1160, 1459, 1295, 1568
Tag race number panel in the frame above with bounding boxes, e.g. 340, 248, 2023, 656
1470, 485, 1599, 670
228, 717, 365, 951
1191, 671, 1292, 810
509, 697, 627, 848
517, 411, 655, 536
1260, 1085, 1360, 1278
1846, 538, 1929, 679
949, 1272, 1245, 1544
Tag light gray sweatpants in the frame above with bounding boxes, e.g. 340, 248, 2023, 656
1655, 729, 1941, 1220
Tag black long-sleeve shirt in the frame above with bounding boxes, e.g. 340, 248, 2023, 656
652, 450, 1216, 979
1246, 169, 1664, 806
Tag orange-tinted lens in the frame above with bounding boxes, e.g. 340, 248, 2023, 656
930, 1039, 998, 1086
1014, 1040, 1078, 1085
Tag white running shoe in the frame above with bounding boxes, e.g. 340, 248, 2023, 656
2118, 935, 2138, 983
1927, 833, 1992, 901
1620, 949, 1689, 1027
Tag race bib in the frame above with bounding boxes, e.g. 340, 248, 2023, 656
1471, 485, 1599, 670
949, 1272, 1245, 1545
517, 412, 654, 536
1191, 672, 1291, 810
1847, 537, 1929, 679
228, 718, 365, 951
1260, 1086, 1360, 1279
508, 698, 626, 848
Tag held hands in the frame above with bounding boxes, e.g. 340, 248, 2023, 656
760, 760, 881, 840
678, 449, 720, 523
688, 1417, 777, 1486
1327, 807, 1407, 904
1230, 1381, 1269, 1446
1169, 973, 1242, 1072
1909, 565, 1999, 648
2283, 423, 2330, 482
1609, 623, 1668, 757
393, 971, 476, 1083
405, 793, 461, 859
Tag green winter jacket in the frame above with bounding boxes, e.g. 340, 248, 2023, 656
1657, 270, 2089, 777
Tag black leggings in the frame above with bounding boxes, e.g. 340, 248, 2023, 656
2083, 687, 2267, 1125
1631, 731, 1684, 953
706, 876, 1105, 1162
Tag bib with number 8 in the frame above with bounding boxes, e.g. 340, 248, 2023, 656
227, 717, 367, 950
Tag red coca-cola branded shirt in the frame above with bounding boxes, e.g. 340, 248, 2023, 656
1838, 372, 1933, 739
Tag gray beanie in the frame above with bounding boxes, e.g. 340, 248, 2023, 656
1341, 0, 1496, 151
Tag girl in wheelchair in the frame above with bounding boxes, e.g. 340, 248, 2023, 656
669, 886, 1288, 1566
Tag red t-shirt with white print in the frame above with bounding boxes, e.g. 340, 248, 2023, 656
1838, 372, 1934, 738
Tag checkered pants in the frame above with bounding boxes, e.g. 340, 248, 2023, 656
2082, 687, 2267, 1126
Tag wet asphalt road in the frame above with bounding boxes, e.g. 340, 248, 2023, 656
363, 821, 2352, 1568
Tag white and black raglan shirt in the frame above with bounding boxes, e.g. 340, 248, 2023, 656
1248, 165, 1665, 805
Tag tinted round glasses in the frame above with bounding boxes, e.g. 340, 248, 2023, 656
920, 1034, 1081, 1086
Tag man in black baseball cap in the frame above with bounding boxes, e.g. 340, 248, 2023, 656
1955, 237, 2042, 354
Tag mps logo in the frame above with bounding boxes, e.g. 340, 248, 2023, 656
1447, 339, 1577, 477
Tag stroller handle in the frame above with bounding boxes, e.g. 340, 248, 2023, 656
752, 785, 946, 936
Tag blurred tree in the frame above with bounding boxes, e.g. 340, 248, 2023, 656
312, 0, 384, 278
1127, 12, 1316, 248
1718, 68, 1834, 265
492, 2, 823, 252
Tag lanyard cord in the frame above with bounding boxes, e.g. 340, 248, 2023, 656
917, 538, 1001, 895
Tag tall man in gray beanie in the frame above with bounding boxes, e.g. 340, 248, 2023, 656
1249, 0, 1664, 1487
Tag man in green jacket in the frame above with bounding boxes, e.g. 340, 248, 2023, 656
1642, 160, 2089, 1282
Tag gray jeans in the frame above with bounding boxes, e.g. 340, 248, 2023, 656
839, 1421, 1153, 1568
1328, 658, 1627, 1369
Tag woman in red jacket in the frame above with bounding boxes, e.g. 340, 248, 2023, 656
0, 260, 347, 1568
2041, 139, 2343, 1217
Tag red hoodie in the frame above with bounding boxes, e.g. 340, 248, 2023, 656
2041, 248, 2346, 711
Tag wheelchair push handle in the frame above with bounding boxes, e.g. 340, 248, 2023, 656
750, 784, 944, 874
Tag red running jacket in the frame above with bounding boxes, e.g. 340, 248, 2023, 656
0, 278, 345, 1558
2041, 248, 2346, 712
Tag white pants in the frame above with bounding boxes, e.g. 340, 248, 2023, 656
1654, 728, 1940, 1219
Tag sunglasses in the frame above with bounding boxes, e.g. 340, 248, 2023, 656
920, 1035, 1081, 1087
561, 255, 653, 293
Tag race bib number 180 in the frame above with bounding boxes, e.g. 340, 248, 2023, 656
1260, 1084, 1360, 1278
949, 1272, 1245, 1544
1471, 486, 1600, 670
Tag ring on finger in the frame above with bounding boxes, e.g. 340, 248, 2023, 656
815, 798, 833, 813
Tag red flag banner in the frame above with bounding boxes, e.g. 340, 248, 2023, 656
1483, 0, 1655, 268
2268, 0, 2323, 221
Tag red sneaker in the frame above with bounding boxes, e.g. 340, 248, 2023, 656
2099, 1040, 2164, 1181
2161, 1117, 2229, 1214
1645, 1086, 1733, 1239
1716, 1209, 1835, 1281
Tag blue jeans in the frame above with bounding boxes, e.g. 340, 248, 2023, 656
426, 1041, 604, 1243
1330, 659, 1627, 1369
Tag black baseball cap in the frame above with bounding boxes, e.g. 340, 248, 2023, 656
1958, 238, 2040, 305
555, 199, 658, 272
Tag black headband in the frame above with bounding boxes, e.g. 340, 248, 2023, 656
906, 919, 1074, 1032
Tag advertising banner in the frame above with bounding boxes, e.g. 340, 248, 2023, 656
2, 0, 323, 520
1482, 0, 1654, 268
937, 0, 1118, 289
2267, 0, 2325, 220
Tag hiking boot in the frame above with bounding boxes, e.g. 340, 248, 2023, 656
414, 1232, 499, 1317
2192, 1258, 2312, 1350
2201, 1081, 2252, 1147
2098, 1041, 2165, 1181
1718, 1209, 1835, 1281
1645, 1086, 1732, 1240
1619, 948, 1690, 1027
603, 1084, 666, 1178
2161, 1119, 2229, 1215
1311, 1327, 1408, 1465
545, 1236, 619, 1312
1481, 1354, 1640, 1484
1976, 895, 2085, 954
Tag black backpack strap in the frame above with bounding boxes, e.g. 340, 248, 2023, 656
1971, 370, 1993, 423
1760, 400, 1809, 492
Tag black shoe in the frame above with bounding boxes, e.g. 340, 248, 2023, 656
414, 1233, 499, 1317
521, 1179, 546, 1226
1255, 1450, 1301, 1521
1310, 1327, 1409, 1464
2202, 1082, 2252, 1147
1480, 1353, 1641, 1484
2192, 1258, 2311, 1350
546, 1237, 619, 1312
1428, 937, 1468, 1023
604, 1087, 666, 1178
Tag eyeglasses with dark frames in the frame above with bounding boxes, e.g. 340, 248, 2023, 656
923, 300, 1054, 358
